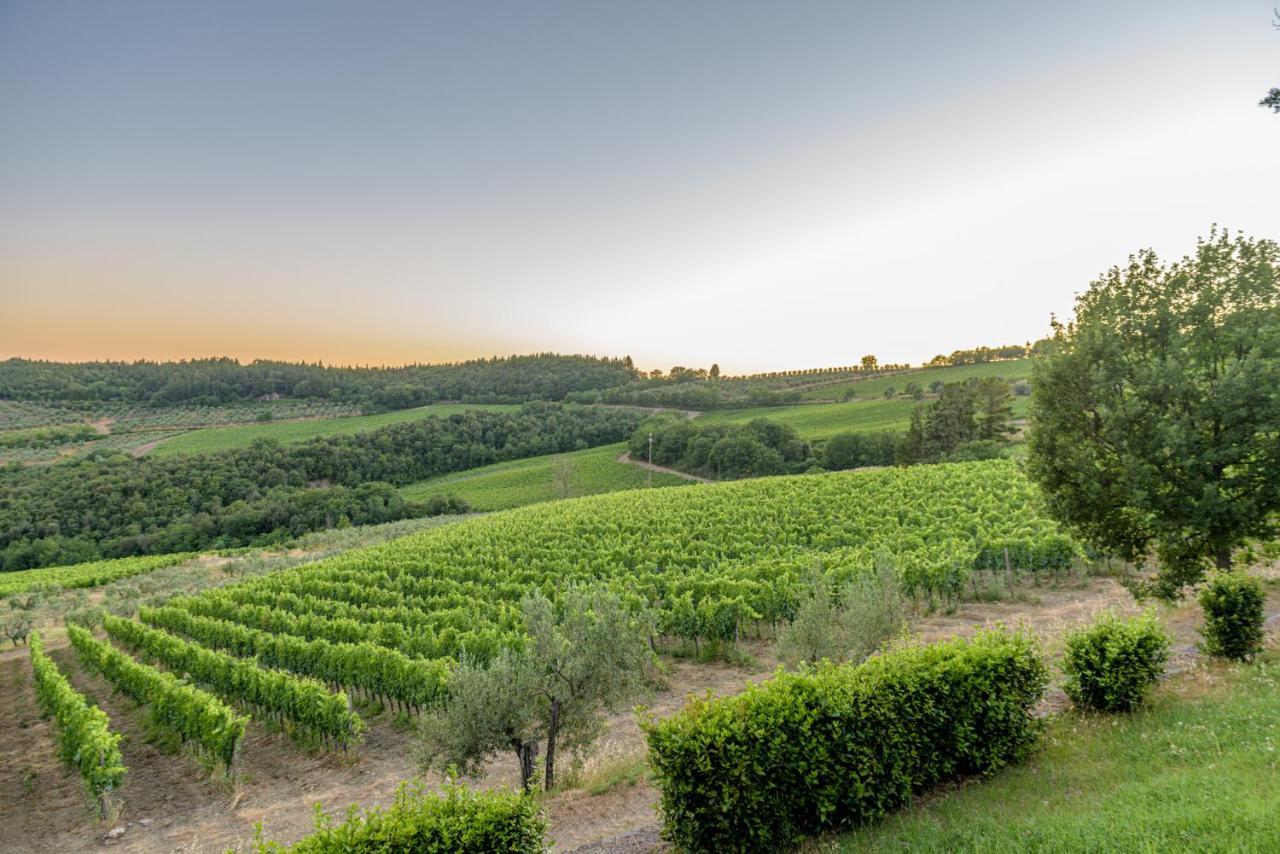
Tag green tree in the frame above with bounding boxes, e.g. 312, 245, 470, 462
973, 377, 1015, 441
419, 586, 652, 792
708, 363, 720, 380
1027, 228, 1280, 598
418, 649, 542, 791
777, 562, 905, 667
860, 354, 878, 372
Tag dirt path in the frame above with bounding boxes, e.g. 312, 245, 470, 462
616, 452, 712, 484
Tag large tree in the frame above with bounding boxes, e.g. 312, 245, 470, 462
1027, 228, 1280, 598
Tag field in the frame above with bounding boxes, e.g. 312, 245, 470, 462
839, 650, 1280, 852
698, 394, 1030, 441
399, 442, 690, 511
796, 358, 1034, 402
147, 403, 520, 457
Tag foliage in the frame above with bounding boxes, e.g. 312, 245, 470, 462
29, 631, 126, 813
420, 586, 652, 792
0, 353, 634, 408
836, 650, 1280, 852
643, 630, 1048, 853
628, 417, 814, 479
1061, 612, 1170, 713
158, 462, 1071, 689
898, 378, 1015, 465
0, 553, 195, 597
1027, 228, 1280, 598
251, 780, 546, 853
139, 604, 451, 710
103, 614, 363, 748
1197, 572, 1266, 661
821, 430, 897, 470
776, 562, 905, 667
67, 623, 248, 767
928, 340, 1053, 367
0, 403, 643, 569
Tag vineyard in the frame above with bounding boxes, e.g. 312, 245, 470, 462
121, 461, 1072, 702
0, 553, 196, 597
11, 458, 1076, 838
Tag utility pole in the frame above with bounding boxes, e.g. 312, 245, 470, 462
647, 432, 653, 488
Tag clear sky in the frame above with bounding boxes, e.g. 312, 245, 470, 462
3, 1, 1277, 372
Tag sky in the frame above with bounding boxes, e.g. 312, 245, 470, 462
3, 1, 1278, 373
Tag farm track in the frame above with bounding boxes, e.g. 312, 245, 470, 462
615, 452, 712, 484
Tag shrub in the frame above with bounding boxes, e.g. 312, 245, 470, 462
254, 781, 546, 853
776, 564, 905, 667
1062, 612, 1169, 712
643, 629, 1047, 853
1198, 573, 1266, 661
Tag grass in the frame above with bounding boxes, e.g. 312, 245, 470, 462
798, 359, 1034, 402
698, 396, 1029, 441
400, 442, 691, 511
833, 651, 1280, 853
148, 403, 520, 457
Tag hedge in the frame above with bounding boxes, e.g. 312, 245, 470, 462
253, 781, 546, 853
643, 629, 1047, 852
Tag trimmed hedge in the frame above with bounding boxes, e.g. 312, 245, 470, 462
643, 629, 1047, 852
1199, 572, 1266, 661
1062, 612, 1169, 713
253, 782, 546, 853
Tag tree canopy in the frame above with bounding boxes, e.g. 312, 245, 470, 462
1026, 228, 1280, 598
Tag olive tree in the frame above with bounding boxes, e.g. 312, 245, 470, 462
419, 585, 653, 792
777, 561, 905, 667
1027, 228, 1280, 598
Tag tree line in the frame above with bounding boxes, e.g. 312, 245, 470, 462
0, 403, 645, 570
0, 353, 635, 410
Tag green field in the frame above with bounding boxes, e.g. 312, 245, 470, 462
838, 651, 1280, 852
400, 442, 690, 511
699, 390, 1030, 441
798, 358, 1034, 402
149, 403, 520, 457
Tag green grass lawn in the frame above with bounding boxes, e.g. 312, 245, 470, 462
799, 359, 1034, 402
149, 403, 520, 457
835, 652, 1280, 853
400, 442, 691, 511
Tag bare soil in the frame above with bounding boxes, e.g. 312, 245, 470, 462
3, 573, 1276, 853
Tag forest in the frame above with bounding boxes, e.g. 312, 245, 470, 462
0, 403, 645, 570
0, 353, 636, 410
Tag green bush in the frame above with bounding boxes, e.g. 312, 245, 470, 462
254, 781, 546, 853
643, 629, 1047, 853
1198, 572, 1266, 661
1062, 612, 1169, 712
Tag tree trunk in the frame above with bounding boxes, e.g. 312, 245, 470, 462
513, 739, 538, 792
544, 698, 561, 792
1214, 545, 1233, 571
